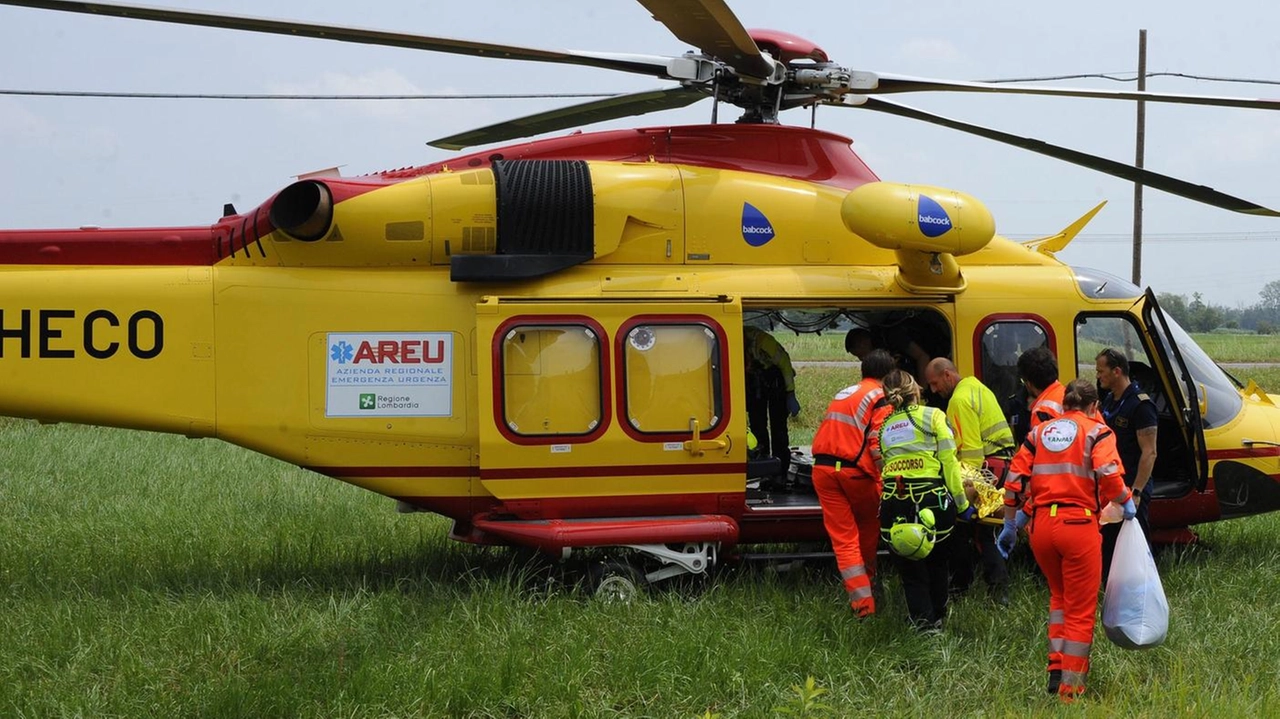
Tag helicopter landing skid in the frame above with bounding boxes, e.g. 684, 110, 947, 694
622, 542, 719, 583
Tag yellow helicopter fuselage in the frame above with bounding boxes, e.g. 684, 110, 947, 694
2, 125, 1276, 550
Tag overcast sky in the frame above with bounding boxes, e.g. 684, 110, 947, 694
2, 0, 1279, 306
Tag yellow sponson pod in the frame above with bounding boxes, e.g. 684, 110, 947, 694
840, 182, 994, 256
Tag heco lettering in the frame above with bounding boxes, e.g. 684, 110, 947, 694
0, 308, 163, 359
349, 339, 446, 365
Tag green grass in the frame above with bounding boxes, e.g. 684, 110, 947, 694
1192, 333, 1280, 363
2, 420, 1279, 717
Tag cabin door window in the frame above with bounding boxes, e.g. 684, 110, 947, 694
498, 321, 606, 441
619, 320, 724, 437
975, 318, 1051, 410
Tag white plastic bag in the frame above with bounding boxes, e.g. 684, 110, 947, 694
1102, 518, 1169, 649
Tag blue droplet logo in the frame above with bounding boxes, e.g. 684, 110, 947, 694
917, 194, 953, 238
741, 202, 776, 246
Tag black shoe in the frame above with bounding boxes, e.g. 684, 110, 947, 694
913, 618, 944, 635
1046, 669, 1062, 695
991, 585, 1010, 607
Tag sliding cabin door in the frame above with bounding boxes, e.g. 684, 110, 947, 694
476, 297, 747, 520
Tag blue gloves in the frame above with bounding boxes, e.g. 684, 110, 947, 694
958, 504, 977, 522
1121, 497, 1137, 521
786, 392, 801, 418
996, 511, 1029, 559
996, 522, 1017, 560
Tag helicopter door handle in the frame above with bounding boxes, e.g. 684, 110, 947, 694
684, 418, 727, 457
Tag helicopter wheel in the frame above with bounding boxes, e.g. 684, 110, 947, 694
589, 560, 646, 603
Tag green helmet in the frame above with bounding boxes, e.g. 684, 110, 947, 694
889, 522, 936, 560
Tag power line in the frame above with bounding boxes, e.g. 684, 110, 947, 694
0, 89, 620, 100
1006, 232, 1280, 243
981, 71, 1280, 86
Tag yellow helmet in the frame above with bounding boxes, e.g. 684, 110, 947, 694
918, 508, 936, 528
889, 522, 936, 560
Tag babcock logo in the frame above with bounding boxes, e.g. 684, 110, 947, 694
917, 194, 953, 238
741, 202, 776, 246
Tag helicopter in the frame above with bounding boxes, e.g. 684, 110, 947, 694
3, 0, 1280, 592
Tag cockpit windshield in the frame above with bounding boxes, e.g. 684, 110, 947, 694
1155, 310, 1243, 429
1073, 267, 1143, 300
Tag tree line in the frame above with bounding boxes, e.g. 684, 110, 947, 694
1159, 279, 1280, 334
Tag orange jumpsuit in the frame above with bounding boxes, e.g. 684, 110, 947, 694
1029, 381, 1066, 431
1002, 380, 1068, 511
1007, 410, 1132, 701
811, 378, 891, 616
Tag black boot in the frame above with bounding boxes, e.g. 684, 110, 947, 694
1046, 669, 1062, 695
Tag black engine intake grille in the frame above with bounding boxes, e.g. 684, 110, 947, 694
451, 159, 596, 282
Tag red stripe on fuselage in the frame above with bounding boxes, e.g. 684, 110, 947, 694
0, 179, 386, 266
0, 225, 223, 265
304, 463, 745, 481
305, 465, 477, 477
377, 124, 880, 190
480, 462, 745, 480
1207, 446, 1280, 460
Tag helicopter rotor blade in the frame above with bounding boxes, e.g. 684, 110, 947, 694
430, 86, 706, 150
843, 96, 1280, 217
0, 0, 678, 79
871, 73, 1280, 111
637, 0, 776, 80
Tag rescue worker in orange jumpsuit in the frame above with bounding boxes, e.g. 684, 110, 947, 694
997, 378, 1137, 701
1017, 346, 1065, 434
810, 349, 896, 617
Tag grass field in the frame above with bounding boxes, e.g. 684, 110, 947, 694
4, 334, 1280, 717
2, 418, 1280, 717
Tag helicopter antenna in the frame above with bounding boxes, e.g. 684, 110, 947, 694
811, 103, 818, 129
711, 70, 720, 124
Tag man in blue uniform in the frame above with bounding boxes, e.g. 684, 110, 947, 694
1095, 348, 1158, 577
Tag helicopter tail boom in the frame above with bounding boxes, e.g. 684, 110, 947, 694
0, 264, 216, 436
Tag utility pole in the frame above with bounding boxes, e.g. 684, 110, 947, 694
1132, 29, 1147, 286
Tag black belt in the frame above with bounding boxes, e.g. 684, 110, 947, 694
813, 453, 857, 468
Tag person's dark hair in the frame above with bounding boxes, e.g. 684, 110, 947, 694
881, 369, 921, 410
1096, 347, 1131, 377
861, 348, 895, 380
845, 328, 872, 355
1017, 346, 1059, 390
1063, 377, 1099, 411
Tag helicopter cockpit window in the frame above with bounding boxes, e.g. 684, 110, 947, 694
621, 322, 723, 435
1073, 266, 1144, 301
1075, 315, 1153, 387
500, 324, 603, 438
1152, 310, 1243, 428
977, 320, 1048, 408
